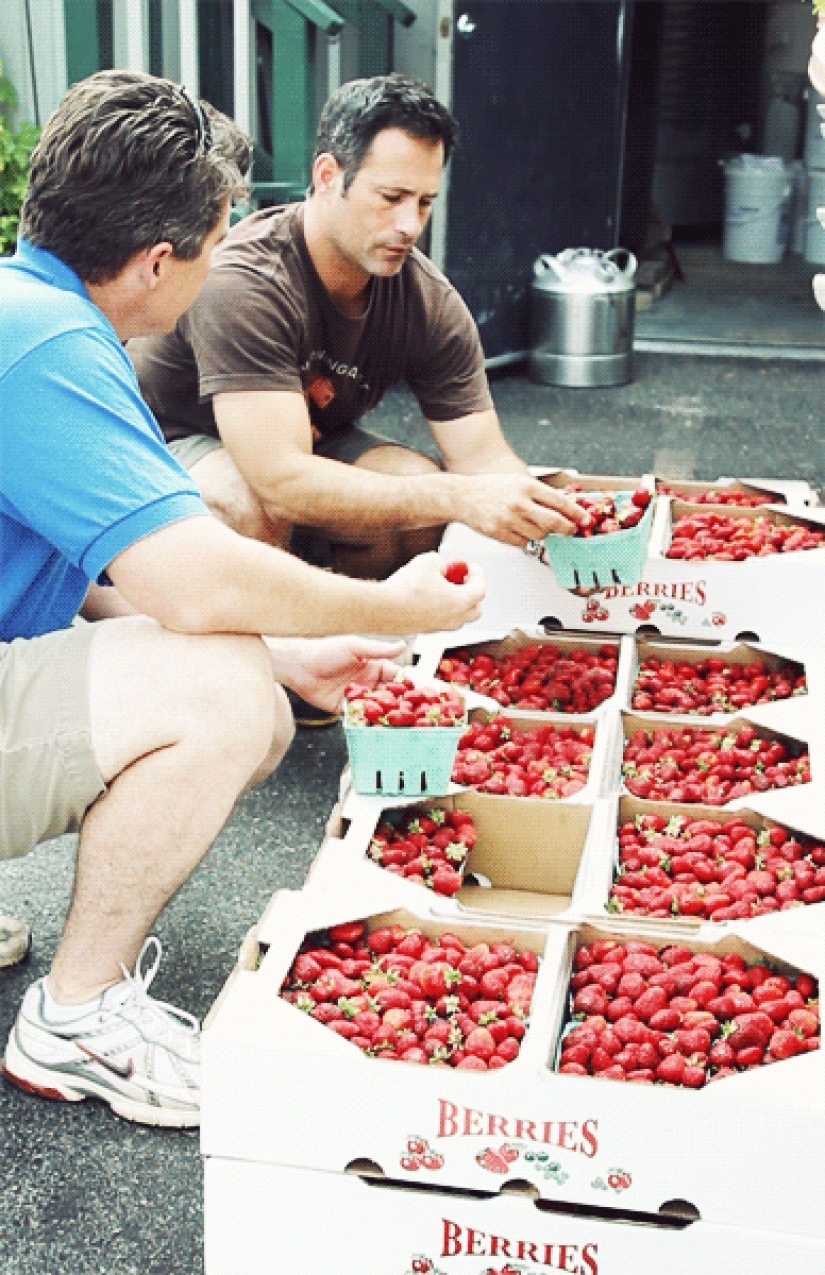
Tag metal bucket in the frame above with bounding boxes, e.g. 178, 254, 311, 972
528, 248, 636, 388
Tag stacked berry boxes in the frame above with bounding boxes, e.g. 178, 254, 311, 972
203, 470, 825, 1274
203, 893, 823, 1272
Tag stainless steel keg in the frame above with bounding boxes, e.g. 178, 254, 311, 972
528, 247, 637, 388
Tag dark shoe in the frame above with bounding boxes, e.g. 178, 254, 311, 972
0, 915, 31, 969
285, 689, 342, 729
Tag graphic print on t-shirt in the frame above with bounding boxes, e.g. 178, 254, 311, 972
301, 348, 372, 424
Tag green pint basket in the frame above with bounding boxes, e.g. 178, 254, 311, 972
544, 492, 654, 590
344, 719, 465, 796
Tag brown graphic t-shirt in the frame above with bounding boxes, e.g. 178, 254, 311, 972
128, 204, 493, 445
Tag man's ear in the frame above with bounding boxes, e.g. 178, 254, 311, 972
136, 241, 175, 286
312, 152, 342, 197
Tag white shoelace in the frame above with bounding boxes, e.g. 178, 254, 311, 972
112, 936, 199, 1039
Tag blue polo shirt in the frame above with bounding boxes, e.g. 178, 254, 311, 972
0, 240, 208, 641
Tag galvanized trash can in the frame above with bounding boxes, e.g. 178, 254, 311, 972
528, 247, 637, 388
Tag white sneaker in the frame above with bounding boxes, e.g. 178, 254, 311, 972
2, 937, 200, 1127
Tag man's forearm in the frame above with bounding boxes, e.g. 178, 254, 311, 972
108, 516, 480, 639
259, 454, 471, 535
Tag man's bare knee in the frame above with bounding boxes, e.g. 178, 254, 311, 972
248, 683, 295, 787
89, 619, 281, 786
190, 447, 291, 547
353, 444, 441, 478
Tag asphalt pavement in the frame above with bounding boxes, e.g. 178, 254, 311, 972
1, 352, 824, 1273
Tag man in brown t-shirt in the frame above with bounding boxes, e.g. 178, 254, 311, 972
129, 74, 584, 580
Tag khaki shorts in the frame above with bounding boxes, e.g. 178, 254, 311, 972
168, 427, 398, 566
166, 425, 394, 471
0, 622, 106, 860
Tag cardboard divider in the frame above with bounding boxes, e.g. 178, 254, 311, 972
538, 469, 651, 495
305, 792, 616, 925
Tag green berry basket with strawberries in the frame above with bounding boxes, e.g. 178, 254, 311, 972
343, 677, 467, 796
543, 488, 654, 590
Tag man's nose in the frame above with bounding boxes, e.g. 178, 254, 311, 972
395, 199, 424, 240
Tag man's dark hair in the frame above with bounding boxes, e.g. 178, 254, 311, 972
20, 70, 252, 284
312, 73, 458, 194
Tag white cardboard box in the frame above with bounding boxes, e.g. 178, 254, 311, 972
437, 502, 825, 645
203, 1157, 825, 1275
201, 894, 823, 1239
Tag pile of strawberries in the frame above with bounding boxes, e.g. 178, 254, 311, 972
367, 806, 477, 897
437, 642, 619, 713
558, 936, 820, 1087
658, 483, 776, 507
452, 715, 595, 798
622, 721, 811, 804
281, 919, 538, 1069
666, 511, 825, 561
344, 678, 465, 728
565, 488, 651, 537
609, 811, 825, 921
631, 653, 806, 716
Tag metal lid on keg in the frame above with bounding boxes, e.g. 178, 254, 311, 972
532, 248, 637, 295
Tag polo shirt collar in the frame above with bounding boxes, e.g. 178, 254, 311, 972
12, 239, 91, 302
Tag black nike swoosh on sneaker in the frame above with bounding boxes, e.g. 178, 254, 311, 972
76, 1042, 135, 1080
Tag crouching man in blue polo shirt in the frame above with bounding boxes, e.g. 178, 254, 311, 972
0, 70, 484, 1127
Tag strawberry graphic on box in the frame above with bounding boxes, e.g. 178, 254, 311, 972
476, 1146, 510, 1174
407, 1257, 446, 1275
400, 1136, 443, 1173
607, 1167, 632, 1192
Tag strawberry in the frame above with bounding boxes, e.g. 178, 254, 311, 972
443, 559, 469, 584
768, 1029, 807, 1060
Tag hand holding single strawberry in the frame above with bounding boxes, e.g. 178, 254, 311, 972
383, 551, 485, 633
